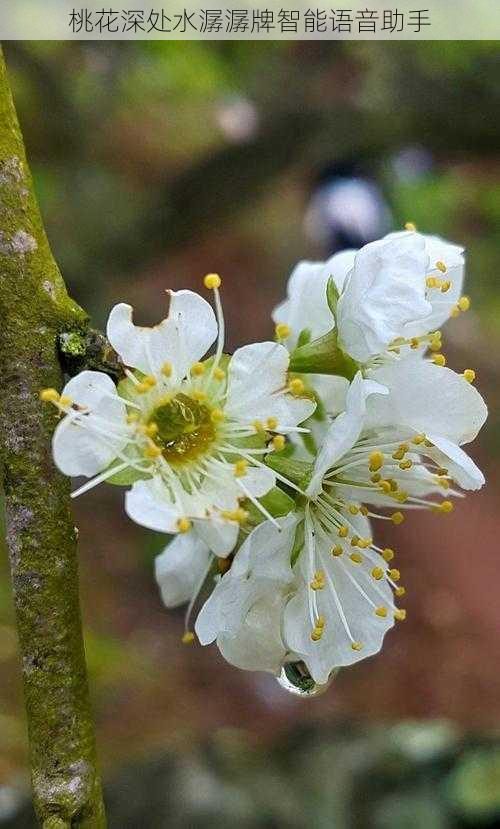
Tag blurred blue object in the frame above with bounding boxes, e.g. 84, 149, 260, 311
305, 161, 393, 254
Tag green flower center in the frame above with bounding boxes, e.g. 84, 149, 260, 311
148, 393, 216, 466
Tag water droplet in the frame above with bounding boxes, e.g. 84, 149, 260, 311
277, 662, 337, 697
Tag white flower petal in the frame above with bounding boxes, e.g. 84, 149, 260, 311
426, 434, 485, 491
307, 373, 388, 497
217, 591, 290, 675
106, 290, 217, 377
125, 478, 185, 533
368, 361, 487, 445
225, 341, 316, 426
155, 533, 211, 608
195, 515, 298, 646
194, 517, 239, 557
384, 233, 465, 337
52, 371, 127, 477
272, 251, 355, 349
336, 232, 432, 362
284, 533, 394, 685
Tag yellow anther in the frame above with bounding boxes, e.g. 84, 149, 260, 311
451, 305, 460, 318
371, 472, 382, 483
430, 339, 442, 353
338, 526, 349, 538
266, 416, 278, 430
143, 375, 157, 387
210, 408, 225, 423
316, 615, 325, 628
214, 367, 225, 381
310, 570, 325, 591
360, 505, 369, 516
440, 499, 454, 513
405, 222, 416, 231
136, 382, 150, 394
126, 413, 139, 424
177, 517, 192, 533
253, 419, 265, 434
289, 378, 305, 396
458, 295, 470, 312
144, 443, 162, 459
379, 480, 392, 494
436, 467, 448, 476
350, 535, 360, 547
432, 353, 446, 366
145, 422, 159, 437
311, 629, 323, 641
350, 552, 363, 564
440, 280, 451, 293
348, 504, 359, 515
435, 260, 447, 273
190, 362, 205, 377
369, 450, 384, 472
388, 568, 401, 582
382, 548, 395, 562
40, 387, 60, 403
358, 538, 372, 549
182, 631, 195, 644
426, 276, 438, 288
412, 433, 425, 445
204, 273, 221, 289
394, 490, 408, 503
192, 390, 207, 402
221, 508, 249, 524
351, 641, 363, 651
463, 369, 476, 384
399, 459, 413, 470
234, 459, 248, 478
437, 477, 450, 490
392, 448, 406, 461
272, 435, 286, 451
394, 609, 407, 622
161, 362, 172, 377
59, 395, 73, 408
410, 337, 420, 350
391, 512, 404, 525
371, 567, 384, 581
375, 607, 388, 618
275, 322, 291, 340
395, 586, 406, 597
331, 545, 343, 557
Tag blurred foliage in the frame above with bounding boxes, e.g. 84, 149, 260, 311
3, 721, 500, 827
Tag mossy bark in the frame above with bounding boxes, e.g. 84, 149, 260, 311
0, 48, 106, 827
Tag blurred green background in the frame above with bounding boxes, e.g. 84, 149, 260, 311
1, 41, 500, 827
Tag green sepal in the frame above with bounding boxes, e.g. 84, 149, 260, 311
289, 329, 358, 379
326, 276, 340, 316
290, 519, 305, 567
244, 486, 295, 527
296, 328, 312, 348
266, 454, 313, 490
104, 456, 152, 486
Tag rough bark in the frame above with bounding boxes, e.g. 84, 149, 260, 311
0, 47, 106, 827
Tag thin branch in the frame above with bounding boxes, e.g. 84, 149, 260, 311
0, 47, 106, 828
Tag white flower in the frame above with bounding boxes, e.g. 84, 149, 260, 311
273, 230, 468, 367
43, 278, 315, 556
204, 365, 485, 685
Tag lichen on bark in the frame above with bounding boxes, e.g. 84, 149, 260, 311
0, 47, 106, 827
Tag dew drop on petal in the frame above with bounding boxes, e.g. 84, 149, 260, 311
276, 662, 337, 697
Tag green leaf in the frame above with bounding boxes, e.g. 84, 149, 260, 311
326, 276, 340, 316
289, 329, 359, 379
244, 486, 295, 526
290, 519, 305, 566
266, 454, 313, 489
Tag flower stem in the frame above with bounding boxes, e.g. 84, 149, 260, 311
0, 48, 106, 826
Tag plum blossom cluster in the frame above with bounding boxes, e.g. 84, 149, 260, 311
41, 228, 487, 695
